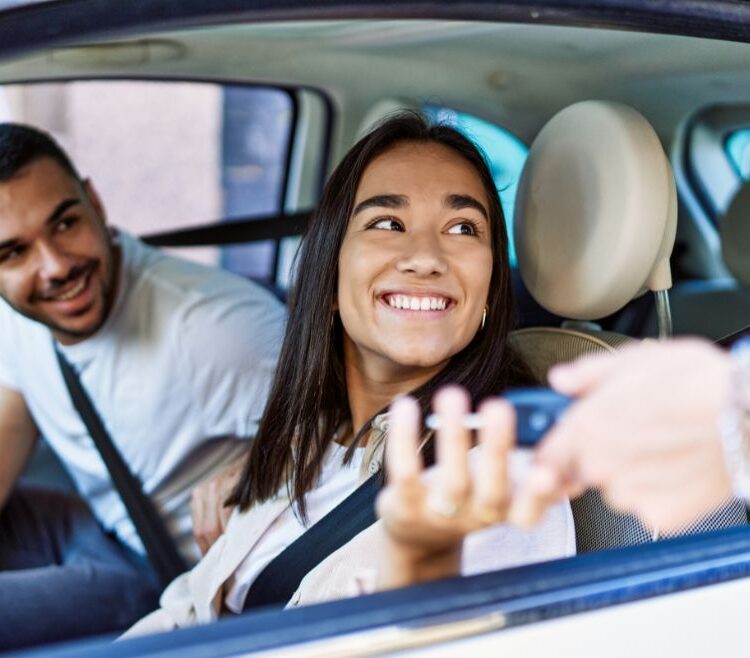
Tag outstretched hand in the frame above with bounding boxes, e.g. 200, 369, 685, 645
376, 386, 524, 589
517, 339, 735, 532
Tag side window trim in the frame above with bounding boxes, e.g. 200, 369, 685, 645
276, 88, 334, 289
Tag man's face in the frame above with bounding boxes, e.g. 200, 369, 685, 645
0, 157, 117, 344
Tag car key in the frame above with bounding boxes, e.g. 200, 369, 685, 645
424, 387, 572, 448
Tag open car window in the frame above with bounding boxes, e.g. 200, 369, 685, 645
0, 80, 295, 282
727, 128, 750, 181
2, 2, 750, 657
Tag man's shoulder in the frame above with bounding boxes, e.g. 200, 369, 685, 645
126, 236, 283, 316
117, 233, 285, 363
0, 297, 54, 389
0, 296, 47, 340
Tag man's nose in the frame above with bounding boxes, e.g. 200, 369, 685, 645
36, 240, 74, 282
395, 232, 448, 277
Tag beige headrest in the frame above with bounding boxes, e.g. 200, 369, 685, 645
722, 182, 750, 287
513, 101, 677, 320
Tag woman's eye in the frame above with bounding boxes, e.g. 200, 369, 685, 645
369, 217, 404, 232
447, 221, 479, 236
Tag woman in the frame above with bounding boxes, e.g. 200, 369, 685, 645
124, 112, 575, 637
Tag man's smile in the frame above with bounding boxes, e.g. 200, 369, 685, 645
34, 261, 98, 315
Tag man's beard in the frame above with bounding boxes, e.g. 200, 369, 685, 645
7, 259, 115, 341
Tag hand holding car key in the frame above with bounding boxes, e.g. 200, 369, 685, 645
375, 386, 571, 590
425, 388, 572, 447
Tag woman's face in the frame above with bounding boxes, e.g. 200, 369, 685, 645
337, 140, 494, 378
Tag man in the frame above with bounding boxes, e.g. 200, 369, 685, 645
0, 124, 285, 649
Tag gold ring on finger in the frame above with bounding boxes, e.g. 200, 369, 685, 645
475, 505, 505, 525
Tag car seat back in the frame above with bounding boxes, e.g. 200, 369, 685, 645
511, 101, 746, 552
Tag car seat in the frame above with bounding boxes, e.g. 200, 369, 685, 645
509, 100, 747, 552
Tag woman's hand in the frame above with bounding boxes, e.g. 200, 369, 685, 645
375, 386, 516, 590
516, 339, 735, 532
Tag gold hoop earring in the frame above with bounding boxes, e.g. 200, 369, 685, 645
481, 306, 487, 331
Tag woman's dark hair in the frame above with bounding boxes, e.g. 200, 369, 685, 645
229, 111, 532, 515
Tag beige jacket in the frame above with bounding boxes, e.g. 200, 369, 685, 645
124, 430, 575, 639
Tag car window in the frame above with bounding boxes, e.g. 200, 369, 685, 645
0, 80, 294, 281
726, 128, 750, 180
4, 4, 750, 654
424, 106, 528, 267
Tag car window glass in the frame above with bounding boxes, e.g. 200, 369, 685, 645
0, 80, 293, 281
726, 128, 750, 180
424, 106, 528, 267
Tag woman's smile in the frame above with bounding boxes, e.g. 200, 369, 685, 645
378, 291, 456, 315
337, 140, 493, 375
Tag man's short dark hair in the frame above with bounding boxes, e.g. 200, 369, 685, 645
0, 123, 80, 183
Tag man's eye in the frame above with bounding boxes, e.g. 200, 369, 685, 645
0, 247, 24, 264
447, 220, 479, 236
55, 217, 78, 233
369, 217, 404, 232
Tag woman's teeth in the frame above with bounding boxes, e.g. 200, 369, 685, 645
386, 295, 448, 311
52, 276, 87, 302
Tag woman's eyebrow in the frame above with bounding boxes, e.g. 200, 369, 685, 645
352, 194, 408, 216
445, 194, 489, 220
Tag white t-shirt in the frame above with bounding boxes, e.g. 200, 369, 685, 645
224, 443, 365, 613
0, 230, 286, 563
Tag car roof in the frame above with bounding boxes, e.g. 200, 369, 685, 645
2, 2, 750, 150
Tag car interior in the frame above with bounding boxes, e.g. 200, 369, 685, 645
3, 5, 750, 655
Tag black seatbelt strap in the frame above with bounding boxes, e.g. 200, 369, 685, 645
54, 344, 188, 587
242, 473, 382, 611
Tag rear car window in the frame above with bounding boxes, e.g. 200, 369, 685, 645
425, 106, 528, 266
0, 80, 294, 281
726, 128, 750, 180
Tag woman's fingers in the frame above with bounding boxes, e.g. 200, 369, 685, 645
378, 396, 425, 532
473, 398, 514, 523
386, 387, 560, 535
386, 396, 423, 484
432, 387, 472, 510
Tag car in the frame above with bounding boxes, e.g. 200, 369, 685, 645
2, 1, 750, 656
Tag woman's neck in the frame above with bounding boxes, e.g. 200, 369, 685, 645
343, 337, 446, 438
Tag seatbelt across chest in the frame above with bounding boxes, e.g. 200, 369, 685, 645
54, 344, 188, 587
242, 473, 382, 612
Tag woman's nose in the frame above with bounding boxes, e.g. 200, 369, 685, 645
395, 233, 448, 277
